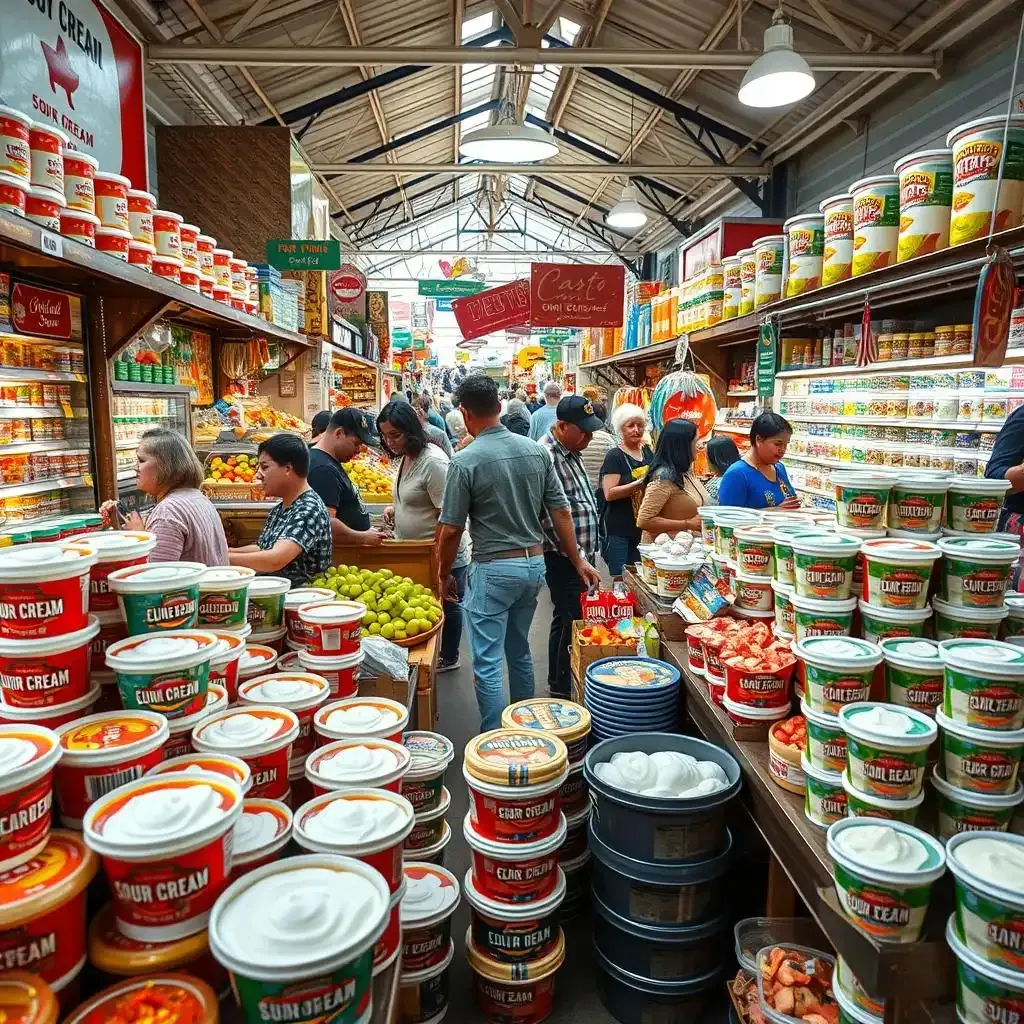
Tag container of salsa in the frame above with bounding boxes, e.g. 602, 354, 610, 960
0, 972, 58, 1024
61, 975, 218, 1024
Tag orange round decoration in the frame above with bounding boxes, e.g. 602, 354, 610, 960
661, 389, 717, 438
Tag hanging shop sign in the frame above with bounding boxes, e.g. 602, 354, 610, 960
434, 298, 453, 312
451, 279, 531, 341
972, 246, 1015, 368
530, 264, 625, 328
516, 345, 546, 370
418, 279, 486, 298
2, 0, 146, 186
757, 320, 778, 398
10, 282, 83, 341
327, 264, 366, 321
267, 240, 341, 271
392, 328, 412, 350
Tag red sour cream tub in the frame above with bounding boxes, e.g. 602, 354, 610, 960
403, 732, 455, 812
94, 172, 130, 231
25, 186, 64, 230
0, 684, 100, 729
0, 724, 61, 871
282, 588, 335, 645
212, 248, 233, 287
95, 226, 132, 261
402, 862, 461, 973
0, 541, 96, 638
297, 647, 364, 698
293, 787, 415, 893
0, 614, 99, 709
464, 812, 565, 906
192, 706, 299, 800
153, 210, 183, 258
128, 241, 154, 271
0, 173, 27, 216
374, 880, 405, 976
59, 210, 98, 247
305, 737, 411, 795
84, 531, 158, 613
147, 752, 252, 795
207, 626, 251, 702
0, 830, 98, 993
237, 671, 331, 769
180, 224, 199, 268
314, 697, 410, 745
127, 189, 155, 244
400, 941, 454, 1024
63, 152, 97, 215
55, 711, 169, 828
230, 797, 292, 879
28, 124, 66, 194
298, 601, 365, 655
91, 611, 128, 673
180, 267, 200, 292
152, 255, 182, 283
464, 865, 565, 964
0, 107, 31, 180
467, 926, 565, 1023
196, 234, 215, 274
162, 685, 226, 761
83, 771, 244, 942
237, 644, 279, 684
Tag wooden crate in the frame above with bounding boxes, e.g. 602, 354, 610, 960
569, 620, 638, 689
331, 538, 439, 592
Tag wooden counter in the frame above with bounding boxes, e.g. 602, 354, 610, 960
661, 640, 956, 1023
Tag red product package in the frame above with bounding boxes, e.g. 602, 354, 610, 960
581, 588, 635, 624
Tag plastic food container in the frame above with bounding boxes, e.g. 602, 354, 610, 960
126, 189, 155, 244
939, 637, 1024, 730
894, 149, 953, 261
842, 771, 924, 824
246, 576, 290, 632
945, 478, 1011, 534
62, 974, 218, 1024
305, 737, 411, 795
0, 614, 99, 709
26, 185, 64, 231
83, 530, 158, 613
208, 853, 390, 1024
237, 671, 331, 769
784, 213, 824, 296
0, 541, 96, 638
293, 787, 415, 892
767, 720, 805, 794
771, 525, 822, 586
859, 600, 933, 644
938, 537, 1018, 608
198, 566, 255, 630
296, 647, 364, 699
0, 724, 61, 871
723, 649, 795, 709
298, 601, 365, 655
203, 626, 249, 703
400, 862, 461, 975
59, 209, 98, 247
795, 636, 883, 716
801, 753, 846, 828
827, 817, 946, 942
107, 561, 205, 634
0, 107, 32, 181
0, 173, 27, 216
464, 810, 565, 905
948, 913, 1024, 1024
0, 972, 57, 1024
407, 788, 450, 851
790, 593, 857, 641
932, 765, 1024, 840
237, 644, 279, 683
55, 710, 168, 827
937, 707, 1024, 795
753, 234, 785, 307
95, 225, 132, 260
771, 580, 796, 637
83, 771, 244, 941
733, 571, 774, 613
654, 555, 698, 598
463, 729, 568, 843
879, 637, 943, 716
282, 587, 335, 645
501, 698, 591, 765
28, 123, 65, 194
637, 544, 658, 586
801, 699, 847, 775
839, 701, 937, 800
467, 926, 565, 1022
850, 175, 900, 275
160, 682, 226, 761
230, 797, 293, 878
314, 696, 410, 746
403, 732, 455, 811
0, 683, 100, 729
933, 597, 1008, 641
791, 533, 860, 601
859, 538, 939, 611
887, 479, 949, 533
105, 630, 221, 719
734, 526, 776, 578
832, 473, 892, 531
94, 172, 130, 231
721, 695, 790, 728
0, 830, 97, 993
400, 939, 454, 1024
128, 241, 154, 271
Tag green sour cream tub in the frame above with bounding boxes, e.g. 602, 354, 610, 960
791, 593, 856, 641
734, 525, 776, 578
858, 600, 932, 644
792, 534, 861, 601
947, 832, 1024, 972
934, 597, 1009, 641
826, 817, 946, 943
932, 765, 1024, 841
887, 480, 949, 534
771, 525, 823, 586
801, 698, 847, 774
107, 561, 206, 635
832, 473, 892, 531
938, 537, 1019, 609
860, 538, 940, 611
199, 566, 256, 630
772, 580, 796, 636
714, 510, 759, 560
840, 701, 937, 800
945, 478, 1011, 535
802, 752, 847, 828
937, 708, 1024, 795
795, 636, 883, 716
879, 637, 944, 716
209, 853, 390, 1024
836, 956, 885, 1021
841, 771, 925, 824
948, 913, 1024, 1024
247, 576, 291, 632
939, 638, 1024, 731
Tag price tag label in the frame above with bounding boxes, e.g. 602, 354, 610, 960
40, 232, 63, 258
82, 472, 94, 487
60, 400, 73, 418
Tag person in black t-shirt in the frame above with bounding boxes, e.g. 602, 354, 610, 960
308, 408, 387, 547
599, 403, 653, 579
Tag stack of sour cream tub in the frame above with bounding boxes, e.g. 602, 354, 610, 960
0, 531, 464, 1024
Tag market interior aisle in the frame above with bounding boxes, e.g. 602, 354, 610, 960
435, 585, 616, 1024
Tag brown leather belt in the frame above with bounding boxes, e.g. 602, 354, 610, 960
477, 545, 543, 562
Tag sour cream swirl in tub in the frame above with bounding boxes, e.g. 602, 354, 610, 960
305, 738, 411, 795
237, 644, 279, 682
208, 854, 390, 1024
293, 788, 415, 893
402, 862, 461, 973
938, 537, 1018, 609
238, 672, 331, 768
314, 697, 410, 745
0, 541, 97, 639
939, 638, 1024, 731
947, 832, 1024, 970
83, 772, 244, 942
826, 817, 946, 943
198, 567, 255, 630
230, 798, 292, 879
107, 562, 206, 634
839, 702, 937, 801
795, 636, 883, 716
148, 752, 252, 793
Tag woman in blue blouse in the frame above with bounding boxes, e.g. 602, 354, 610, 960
718, 412, 800, 510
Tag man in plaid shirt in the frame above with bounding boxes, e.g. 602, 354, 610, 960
539, 396, 605, 697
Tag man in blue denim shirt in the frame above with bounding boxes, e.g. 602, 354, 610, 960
437, 375, 601, 730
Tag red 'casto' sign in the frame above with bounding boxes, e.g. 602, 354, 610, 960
530, 264, 625, 328
11, 283, 80, 340
451, 279, 530, 341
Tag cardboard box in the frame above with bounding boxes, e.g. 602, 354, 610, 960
569, 620, 638, 689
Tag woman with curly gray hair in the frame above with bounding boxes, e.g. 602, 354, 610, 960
599, 402, 652, 578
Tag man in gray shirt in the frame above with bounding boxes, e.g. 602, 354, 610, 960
438, 375, 601, 730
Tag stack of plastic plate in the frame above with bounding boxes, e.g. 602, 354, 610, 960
583, 657, 681, 741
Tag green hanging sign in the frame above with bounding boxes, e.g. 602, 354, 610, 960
757, 320, 778, 398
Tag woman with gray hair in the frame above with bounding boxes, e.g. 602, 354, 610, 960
100, 428, 229, 564
599, 402, 653, 578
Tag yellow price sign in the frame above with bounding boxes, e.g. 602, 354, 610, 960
60, 401, 73, 418
82, 472, 94, 487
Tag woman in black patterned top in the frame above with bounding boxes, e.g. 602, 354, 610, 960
229, 434, 332, 587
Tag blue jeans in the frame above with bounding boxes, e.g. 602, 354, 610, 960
440, 565, 468, 663
604, 534, 640, 577
465, 555, 547, 730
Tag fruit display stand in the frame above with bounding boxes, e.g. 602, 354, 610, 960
661, 639, 956, 1023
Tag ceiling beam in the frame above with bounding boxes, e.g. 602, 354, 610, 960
314, 161, 771, 174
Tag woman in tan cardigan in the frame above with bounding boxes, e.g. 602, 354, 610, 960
636, 418, 708, 543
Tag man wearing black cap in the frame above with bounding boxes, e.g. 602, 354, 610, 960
308, 408, 386, 546
539, 395, 605, 697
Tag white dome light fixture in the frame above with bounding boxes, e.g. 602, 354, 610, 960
738, 7, 815, 108
606, 181, 647, 230
460, 93, 559, 163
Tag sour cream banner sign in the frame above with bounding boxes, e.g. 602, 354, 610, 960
3, 0, 147, 187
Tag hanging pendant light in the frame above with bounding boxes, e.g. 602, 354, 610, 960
738, 5, 815, 108
460, 82, 559, 163
606, 182, 647, 229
